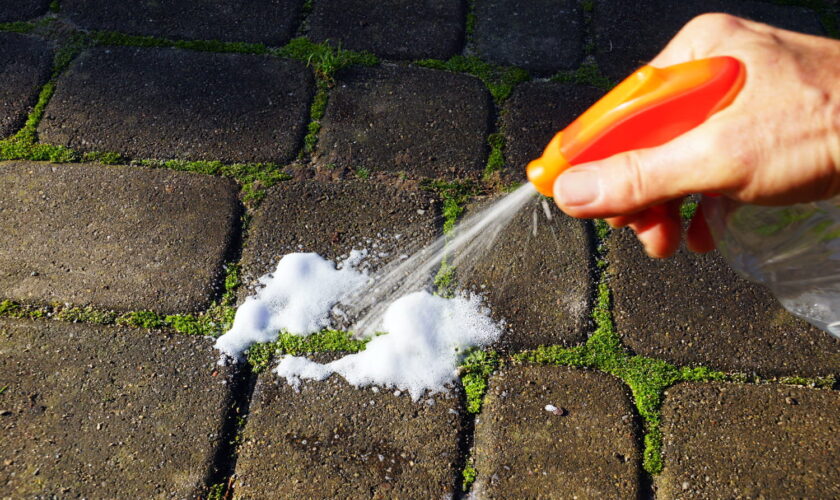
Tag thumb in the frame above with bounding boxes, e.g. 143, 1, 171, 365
552, 124, 743, 218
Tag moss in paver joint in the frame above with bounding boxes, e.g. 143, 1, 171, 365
414, 56, 530, 103
0, 21, 36, 34
49, 0, 60, 13
465, 0, 477, 37
680, 199, 698, 220
420, 178, 480, 234
484, 132, 505, 180
462, 458, 477, 491
245, 329, 369, 373
460, 348, 500, 414
91, 30, 269, 55
551, 62, 615, 91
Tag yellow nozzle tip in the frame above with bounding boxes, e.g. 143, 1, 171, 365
527, 132, 570, 197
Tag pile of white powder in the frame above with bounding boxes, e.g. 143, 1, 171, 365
214, 251, 502, 400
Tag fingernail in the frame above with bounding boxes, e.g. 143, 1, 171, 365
554, 168, 601, 206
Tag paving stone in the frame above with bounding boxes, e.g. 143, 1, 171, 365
501, 81, 605, 184
461, 194, 592, 350
658, 382, 840, 499
609, 228, 840, 376
473, 366, 640, 498
0, 318, 235, 497
474, 0, 583, 75
594, 0, 826, 80
0, 0, 49, 22
234, 372, 462, 498
0, 161, 240, 313
316, 65, 492, 179
61, 0, 301, 45
39, 46, 313, 163
0, 33, 53, 138
309, 0, 465, 60
240, 179, 440, 295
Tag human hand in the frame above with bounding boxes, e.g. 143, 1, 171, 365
551, 13, 840, 258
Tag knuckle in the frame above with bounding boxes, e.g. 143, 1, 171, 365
688, 12, 740, 30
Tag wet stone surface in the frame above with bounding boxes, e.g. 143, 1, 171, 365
61, 0, 302, 45
233, 373, 463, 499
0, 0, 49, 22
593, 0, 826, 79
39, 46, 313, 163
658, 382, 840, 499
309, 0, 465, 60
0, 318, 235, 498
316, 65, 492, 179
473, 366, 640, 498
0, 161, 240, 313
239, 179, 440, 297
461, 194, 592, 351
0, 33, 53, 138
501, 81, 605, 184
473, 0, 584, 74
609, 228, 840, 376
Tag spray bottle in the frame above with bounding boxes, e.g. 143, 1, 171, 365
527, 56, 840, 339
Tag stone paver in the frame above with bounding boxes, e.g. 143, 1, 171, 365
594, 0, 826, 79
609, 228, 840, 376
0, 0, 49, 22
39, 46, 313, 163
309, 0, 465, 60
502, 81, 605, 183
658, 382, 840, 499
234, 372, 463, 498
0, 33, 53, 138
316, 65, 491, 178
473, 366, 640, 498
474, 0, 583, 75
240, 179, 440, 295
61, 0, 301, 46
0, 318, 235, 498
462, 195, 592, 350
0, 161, 240, 313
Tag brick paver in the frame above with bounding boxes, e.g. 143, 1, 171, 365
240, 179, 440, 297
316, 65, 491, 178
61, 0, 302, 45
594, 0, 826, 79
233, 372, 463, 498
0, 33, 53, 138
501, 81, 605, 183
0, 318, 235, 498
609, 228, 840, 376
39, 46, 313, 163
474, 366, 640, 498
309, 0, 465, 60
659, 382, 840, 498
0, 0, 49, 22
462, 195, 592, 350
474, 0, 583, 74
0, 161, 240, 313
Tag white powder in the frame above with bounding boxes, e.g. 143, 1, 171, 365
214, 252, 369, 358
275, 290, 502, 400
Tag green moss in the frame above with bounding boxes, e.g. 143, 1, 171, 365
82, 151, 125, 164
206, 482, 226, 500
465, 0, 477, 36
484, 133, 505, 179
679, 200, 698, 220
116, 310, 166, 329
552, 63, 614, 91
462, 461, 477, 491
433, 259, 457, 297
0, 300, 24, 318
53, 306, 117, 324
49, 0, 60, 12
302, 84, 330, 155
246, 329, 370, 372
277, 37, 378, 84
581, 0, 595, 12
91, 30, 269, 54
460, 349, 499, 414
420, 179, 480, 234
355, 167, 370, 179
0, 21, 35, 33
0, 385, 7, 395
414, 56, 530, 103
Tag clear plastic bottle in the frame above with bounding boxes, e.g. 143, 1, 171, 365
704, 195, 840, 338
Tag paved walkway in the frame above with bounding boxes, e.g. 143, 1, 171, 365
1, 1, 839, 498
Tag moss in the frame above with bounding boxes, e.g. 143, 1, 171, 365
414, 56, 530, 103
277, 37, 378, 84
460, 349, 499, 414
302, 83, 330, 155
91, 30, 269, 54
462, 461, 477, 491
116, 310, 166, 329
0, 300, 24, 318
53, 306, 117, 324
581, 0, 595, 12
484, 132, 505, 179
552, 62, 614, 91
420, 178, 480, 234
82, 151, 125, 164
246, 329, 370, 372
355, 167, 370, 179
49, 0, 60, 12
679, 199, 698, 220
0, 21, 35, 33
206, 482, 226, 500
465, 0, 477, 36
433, 259, 457, 297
